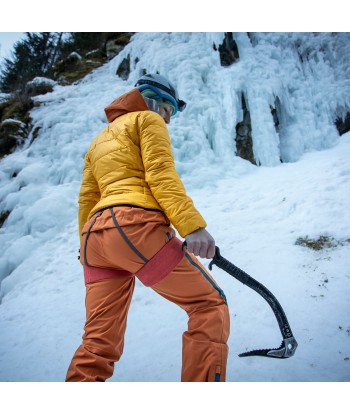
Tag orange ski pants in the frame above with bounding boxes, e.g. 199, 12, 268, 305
65, 207, 230, 382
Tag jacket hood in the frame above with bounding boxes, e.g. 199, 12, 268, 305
104, 88, 149, 123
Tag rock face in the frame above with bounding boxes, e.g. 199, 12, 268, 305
0, 210, 10, 228
0, 93, 32, 159
335, 113, 350, 135
216, 32, 239, 67
0, 118, 27, 158
116, 55, 131, 80
26, 77, 57, 97
52, 51, 103, 85
49, 34, 135, 86
214, 33, 255, 164
235, 95, 255, 164
106, 33, 134, 60
0, 33, 135, 159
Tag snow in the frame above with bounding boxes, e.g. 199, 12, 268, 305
27, 76, 57, 87
0, 31, 349, 398
67, 51, 82, 60
0, 92, 12, 102
0, 118, 26, 128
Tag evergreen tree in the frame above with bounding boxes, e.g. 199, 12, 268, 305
0, 32, 62, 93
0, 32, 126, 94
69, 33, 106, 55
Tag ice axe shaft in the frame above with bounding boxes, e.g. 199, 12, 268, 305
208, 246, 298, 358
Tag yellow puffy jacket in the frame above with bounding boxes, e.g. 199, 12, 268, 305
78, 88, 207, 238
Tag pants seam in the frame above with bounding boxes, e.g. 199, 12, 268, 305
184, 253, 227, 303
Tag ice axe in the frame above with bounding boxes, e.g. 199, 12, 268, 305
209, 246, 298, 358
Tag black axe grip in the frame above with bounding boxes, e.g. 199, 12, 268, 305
209, 246, 295, 341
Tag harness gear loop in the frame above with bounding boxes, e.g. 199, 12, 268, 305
83, 210, 103, 266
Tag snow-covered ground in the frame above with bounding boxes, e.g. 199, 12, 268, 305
1, 131, 349, 383
0, 32, 349, 394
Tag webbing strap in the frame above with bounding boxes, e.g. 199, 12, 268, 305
136, 237, 184, 286
83, 211, 103, 266
83, 207, 184, 286
109, 207, 149, 263
83, 237, 184, 286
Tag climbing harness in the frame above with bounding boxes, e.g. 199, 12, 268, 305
83, 212, 298, 358
209, 246, 298, 359
82, 208, 184, 286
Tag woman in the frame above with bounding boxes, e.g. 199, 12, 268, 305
65, 73, 230, 382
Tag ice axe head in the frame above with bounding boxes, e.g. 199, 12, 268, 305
238, 336, 298, 359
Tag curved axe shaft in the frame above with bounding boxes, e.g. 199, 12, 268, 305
209, 246, 298, 358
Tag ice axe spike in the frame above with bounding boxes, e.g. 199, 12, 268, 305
208, 246, 298, 359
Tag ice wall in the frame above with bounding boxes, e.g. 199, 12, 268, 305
111, 32, 350, 166
1, 32, 349, 286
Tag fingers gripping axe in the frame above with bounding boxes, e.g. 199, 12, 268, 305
208, 246, 298, 359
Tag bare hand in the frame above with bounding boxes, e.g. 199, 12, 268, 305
185, 228, 216, 259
